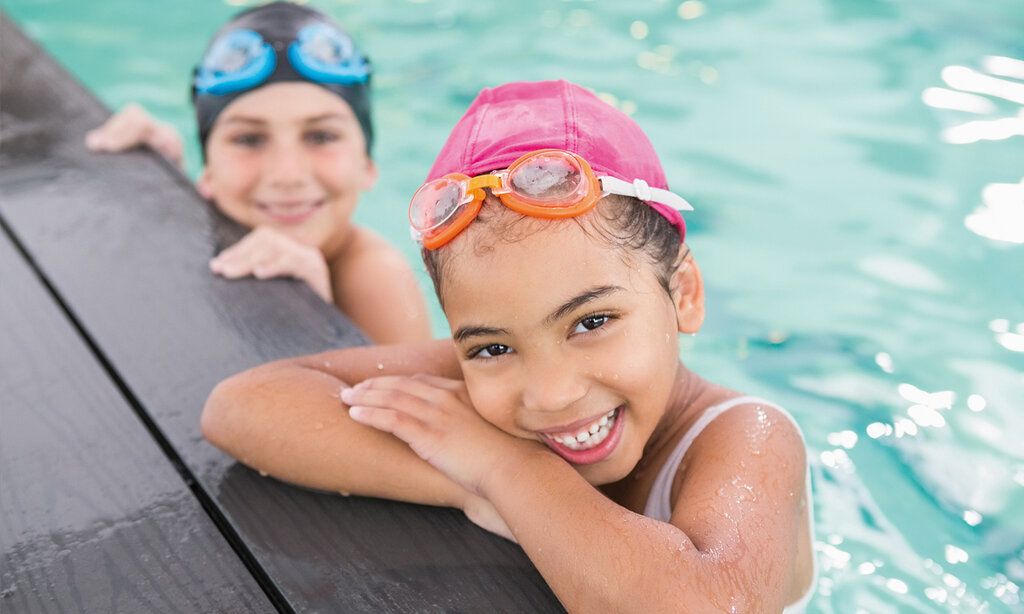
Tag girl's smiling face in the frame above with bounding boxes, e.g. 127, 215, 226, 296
198, 82, 377, 256
441, 213, 704, 485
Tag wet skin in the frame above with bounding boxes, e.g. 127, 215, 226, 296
198, 82, 377, 260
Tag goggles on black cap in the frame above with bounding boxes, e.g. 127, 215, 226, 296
191, 2, 373, 155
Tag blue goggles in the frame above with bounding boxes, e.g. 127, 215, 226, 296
193, 23, 370, 96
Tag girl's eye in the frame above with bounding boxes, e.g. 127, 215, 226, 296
471, 344, 513, 359
231, 133, 265, 148
305, 130, 339, 145
573, 314, 609, 334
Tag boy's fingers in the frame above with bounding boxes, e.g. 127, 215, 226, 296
252, 252, 298, 279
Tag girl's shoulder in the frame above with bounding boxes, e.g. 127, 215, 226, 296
641, 386, 807, 522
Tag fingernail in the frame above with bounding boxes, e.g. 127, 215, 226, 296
348, 406, 366, 420
340, 388, 355, 403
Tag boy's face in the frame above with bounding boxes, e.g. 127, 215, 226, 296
198, 82, 377, 255
441, 218, 704, 485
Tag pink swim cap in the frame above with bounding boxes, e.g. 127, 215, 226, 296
427, 79, 686, 239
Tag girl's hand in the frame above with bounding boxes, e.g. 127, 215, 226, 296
209, 226, 332, 303
341, 374, 544, 497
462, 493, 516, 543
85, 103, 184, 167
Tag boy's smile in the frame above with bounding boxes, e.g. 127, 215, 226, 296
441, 212, 703, 484
199, 82, 378, 257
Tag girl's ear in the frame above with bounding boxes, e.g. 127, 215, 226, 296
196, 168, 215, 200
671, 245, 705, 334
362, 158, 379, 191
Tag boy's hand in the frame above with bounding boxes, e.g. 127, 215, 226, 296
210, 226, 333, 303
85, 103, 184, 167
341, 374, 545, 498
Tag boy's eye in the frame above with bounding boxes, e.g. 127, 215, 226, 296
573, 315, 609, 334
305, 130, 339, 145
471, 344, 513, 359
231, 133, 265, 147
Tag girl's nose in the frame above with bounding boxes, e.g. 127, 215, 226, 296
521, 357, 588, 414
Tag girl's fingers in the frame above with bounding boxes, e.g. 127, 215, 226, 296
409, 373, 465, 391
347, 405, 433, 450
352, 376, 462, 409
340, 386, 442, 420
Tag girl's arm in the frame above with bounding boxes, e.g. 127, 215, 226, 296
485, 403, 808, 612
343, 376, 809, 611
201, 340, 468, 507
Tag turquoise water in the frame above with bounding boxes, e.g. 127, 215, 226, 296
6, 0, 1023, 611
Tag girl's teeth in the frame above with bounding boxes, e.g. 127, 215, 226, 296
548, 409, 619, 450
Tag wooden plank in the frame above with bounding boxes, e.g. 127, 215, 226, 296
0, 232, 274, 613
0, 12, 561, 612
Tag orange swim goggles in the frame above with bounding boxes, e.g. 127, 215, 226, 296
409, 149, 693, 250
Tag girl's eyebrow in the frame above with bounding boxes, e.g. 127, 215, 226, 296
453, 286, 623, 344
545, 285, 624, 325
453, 325, 510, 344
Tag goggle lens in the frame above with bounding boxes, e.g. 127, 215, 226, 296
410, 178, 467, 233
508, 152, 585, 204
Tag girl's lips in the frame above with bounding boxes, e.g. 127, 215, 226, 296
256, 199, 324, 225
538, 406, 625, 465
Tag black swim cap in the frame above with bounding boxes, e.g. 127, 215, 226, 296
191, 1, 373, 156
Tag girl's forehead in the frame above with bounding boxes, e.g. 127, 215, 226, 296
440, 221, 657, 326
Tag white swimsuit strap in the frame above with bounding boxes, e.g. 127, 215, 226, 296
644, 396, 784, 521
641, 396, 817, 612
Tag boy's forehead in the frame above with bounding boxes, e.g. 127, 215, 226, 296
216, 82, 358, 125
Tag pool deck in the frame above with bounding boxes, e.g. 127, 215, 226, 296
0, 14, 561, 613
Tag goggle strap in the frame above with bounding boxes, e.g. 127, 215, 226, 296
599, 176, 694, 211
466, 174, 505, 193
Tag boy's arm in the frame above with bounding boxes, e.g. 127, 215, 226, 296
201, 339, 468, 507
331, 227, 433, 345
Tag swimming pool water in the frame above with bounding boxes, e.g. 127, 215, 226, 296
5, 1, 1022, 611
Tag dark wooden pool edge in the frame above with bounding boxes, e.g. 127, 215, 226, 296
1, 11, 562, 613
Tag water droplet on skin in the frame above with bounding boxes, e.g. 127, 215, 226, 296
339, 491, 351, 497
377, 362, 384, 370
258, 470, 268, 477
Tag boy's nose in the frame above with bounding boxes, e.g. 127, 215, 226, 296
264, 143, 312, 188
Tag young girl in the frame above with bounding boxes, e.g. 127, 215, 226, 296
203, 80, 816, 611
86, 2, 430, 344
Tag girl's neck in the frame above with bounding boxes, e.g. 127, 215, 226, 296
643, 363, 705, 462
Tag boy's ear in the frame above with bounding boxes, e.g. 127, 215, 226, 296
671, 245, 705, 334
196, 168, 215, 200
362, 158, 379, 191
